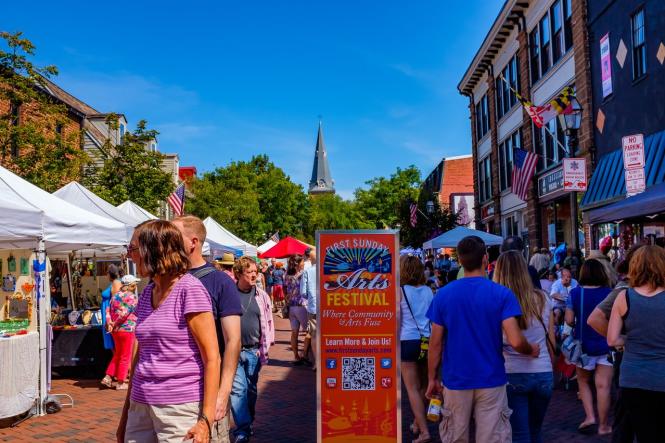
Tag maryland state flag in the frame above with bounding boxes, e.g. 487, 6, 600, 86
515, 87, 575, 128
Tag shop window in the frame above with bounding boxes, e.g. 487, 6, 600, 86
631, 8, 646, 80
478, 155, 492, 203
475, 94, 490, 140
504, 214, 519, 237
499, 129, 522, 191
496, 55, 520, 120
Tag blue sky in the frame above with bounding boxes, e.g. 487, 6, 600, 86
5, 0, 503, 199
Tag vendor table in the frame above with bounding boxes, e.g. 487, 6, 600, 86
0, 332, 39, 419
51, 326, 111, 370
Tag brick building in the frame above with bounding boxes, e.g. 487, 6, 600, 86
457, 0, 594, 251
422, 155, 475, 228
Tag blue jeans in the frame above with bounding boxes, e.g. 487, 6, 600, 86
506, 372, 553, 443
231, 349, 262, 438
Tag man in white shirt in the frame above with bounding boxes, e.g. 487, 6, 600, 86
550, 267, 578, 323
300, 248, 318, 369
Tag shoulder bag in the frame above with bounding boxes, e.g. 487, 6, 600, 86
401, 285, 430, 361
561, 287, 589, 366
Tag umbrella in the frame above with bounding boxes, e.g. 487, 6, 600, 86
260, 236, 310, 259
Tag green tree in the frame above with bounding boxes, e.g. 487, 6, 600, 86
82, 118, 174, 212
305, 194, 372, 241
0, 31, 87, 191
398, 196, 458, 248
188, 155, 309, 244
354, 165, 421, 229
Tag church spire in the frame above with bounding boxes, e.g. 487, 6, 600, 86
308, 121, 335, 194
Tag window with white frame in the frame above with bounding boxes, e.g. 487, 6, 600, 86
475, 94, 490, 140
495, 55, 520, 120
529, 0, 574, 84
534, 117, 569, 171
478, 155, 492, 203
499, 129, 522, 191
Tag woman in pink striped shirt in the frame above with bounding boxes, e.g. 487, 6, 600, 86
116, 220, 221, 443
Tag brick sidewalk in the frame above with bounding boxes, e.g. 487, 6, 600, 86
0, 315, 611, 442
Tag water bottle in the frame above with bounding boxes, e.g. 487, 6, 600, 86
426, 394, 442, 422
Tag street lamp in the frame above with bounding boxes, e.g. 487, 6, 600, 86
426, 200, 435, 215
558, 96, 583, 252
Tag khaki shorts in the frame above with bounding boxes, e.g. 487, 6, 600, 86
125, 400, 230, 443
307, 313, 317, 338
439, 385, 512, 443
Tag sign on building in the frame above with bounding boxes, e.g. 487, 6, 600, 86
600, 33, 613, 98
563, 158, 587, 191
622, 134, 645, 169
622, 133, 645, 196
538, 167, 564, 197
625, 168, 646, 196
317, 230, 400, 442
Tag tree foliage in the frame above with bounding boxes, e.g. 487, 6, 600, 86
354, 165, 421, 229
0, 31, 87, 191
82, 118, 174, 212
398, 196, 458, 248
306, 194, 373, 237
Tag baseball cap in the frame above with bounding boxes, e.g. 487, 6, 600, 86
121, 274, 141, 285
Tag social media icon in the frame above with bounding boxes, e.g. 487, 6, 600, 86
380, 358, 392, 369
326, 378, 337, 388
326, 359, 337, 369
381, 377, 392, 388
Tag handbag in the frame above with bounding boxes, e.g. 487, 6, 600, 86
401, 286, 429, 361
561, 287, 589, 366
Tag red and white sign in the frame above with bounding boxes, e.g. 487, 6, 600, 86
622, 134, 645, 170
625, 168, 646, 196
563, 158, 587, 191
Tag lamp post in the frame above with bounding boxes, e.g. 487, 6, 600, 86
558, 97, 583, 252
426, 200, 435, 215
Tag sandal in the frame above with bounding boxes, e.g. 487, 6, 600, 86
412, 434, 431, 443
578, 422, 597, 434
101, 375, 114, 388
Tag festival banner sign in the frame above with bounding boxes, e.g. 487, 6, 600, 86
317, 230, 400, 443
600, 33, 613, 98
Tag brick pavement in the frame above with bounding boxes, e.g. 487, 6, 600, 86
0, 315, 612, 442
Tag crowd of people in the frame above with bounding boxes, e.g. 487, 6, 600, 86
402, 235, 665, 443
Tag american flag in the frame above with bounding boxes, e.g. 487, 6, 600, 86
269, 231, 280, 243
512, 148, 538, 201
167, 183, 186, 216
409, 203, 417, 227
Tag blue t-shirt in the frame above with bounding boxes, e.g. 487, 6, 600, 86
566, 286, 611, 356
426, 277, 522, 390
190, 263, 242, 356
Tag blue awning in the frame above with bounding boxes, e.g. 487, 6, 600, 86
580, 129, 665, 210
583, 181, 665, 224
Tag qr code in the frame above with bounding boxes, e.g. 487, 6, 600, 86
342, 357, 375, 391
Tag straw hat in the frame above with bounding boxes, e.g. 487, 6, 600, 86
215, 252, 235, 266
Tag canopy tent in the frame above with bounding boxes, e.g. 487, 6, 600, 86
257, 239, 277, 254
204, 239, 243, 258
202, 217, 257, 256
0, 165, 129, 419
0, 167, 129, 251
117, 200, 158, 222
260, 236, 310, 259
423, 226, 504, 249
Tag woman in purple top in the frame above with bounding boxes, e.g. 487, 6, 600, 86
117, 220, 221, 443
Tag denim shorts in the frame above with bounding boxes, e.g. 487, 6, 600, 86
401, 339, 421, 362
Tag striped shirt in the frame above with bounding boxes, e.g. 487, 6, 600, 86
130, 273, 212, 405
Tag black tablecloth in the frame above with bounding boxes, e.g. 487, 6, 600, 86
51, 326, 112, 368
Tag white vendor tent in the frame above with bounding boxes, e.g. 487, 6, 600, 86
203, 217, 257, 256
0, 165, 128, 419
117, 200, 158, 222
257, 239, 277, 254
54, 182, 142, 239
423, 226, 504, 250
0, 169, 130, 251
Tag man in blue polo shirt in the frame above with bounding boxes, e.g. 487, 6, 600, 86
426, 235, 539, 443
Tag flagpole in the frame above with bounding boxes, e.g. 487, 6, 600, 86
498, 75, 571, 159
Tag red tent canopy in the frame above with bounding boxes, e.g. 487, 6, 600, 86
260, 236, 310, 258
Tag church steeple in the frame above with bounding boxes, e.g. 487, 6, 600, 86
308, 121, 335, 194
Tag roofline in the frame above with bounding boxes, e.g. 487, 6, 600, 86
444, 154, 473, 161
457, 0, 527, 95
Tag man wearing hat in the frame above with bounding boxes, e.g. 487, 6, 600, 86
216, 253, 237, 282
174, 216, 242, 443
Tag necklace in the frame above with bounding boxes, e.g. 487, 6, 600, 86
241, 289, 255, 314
